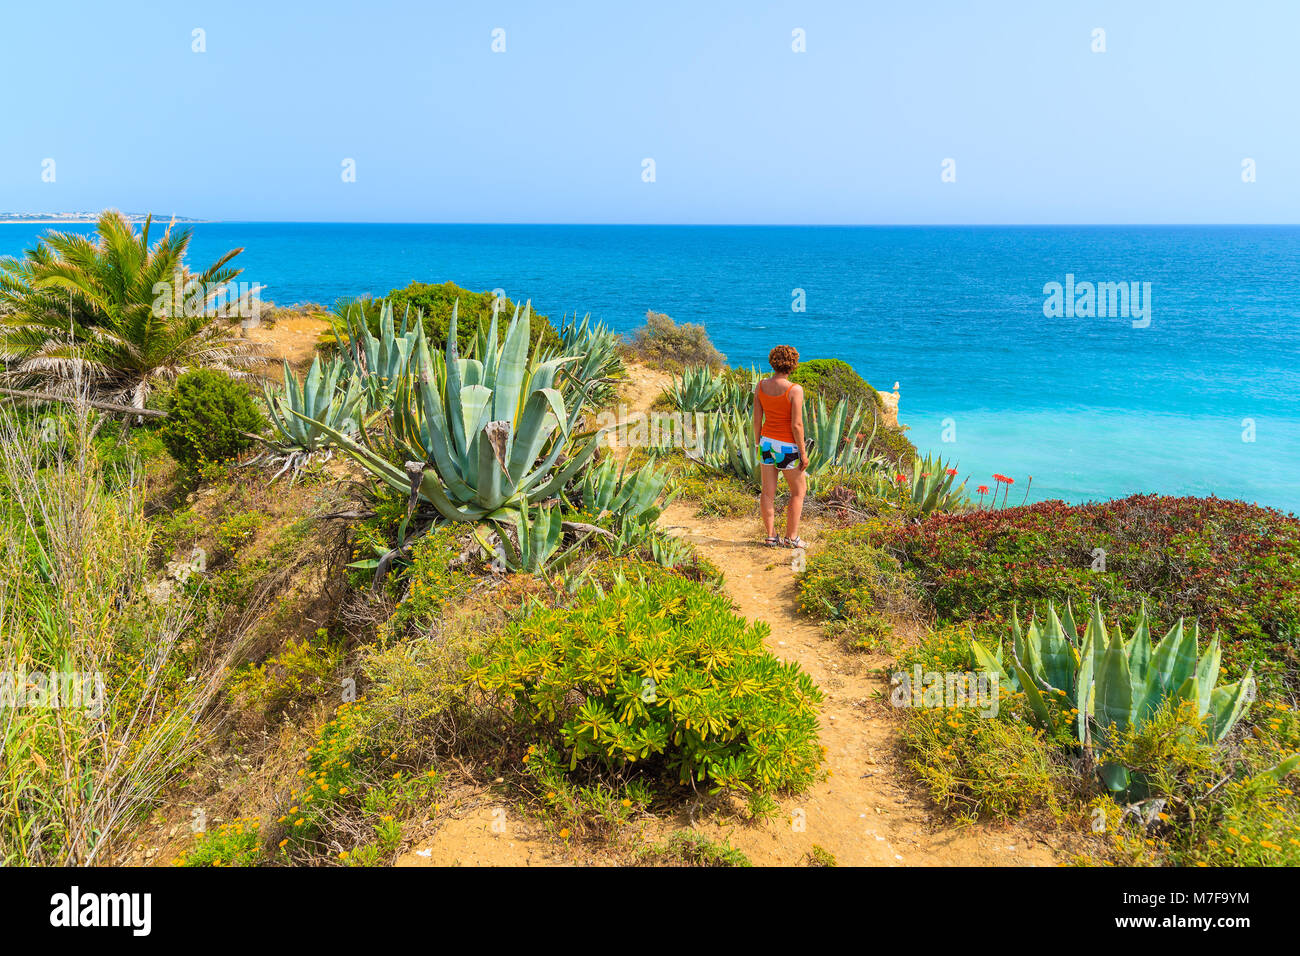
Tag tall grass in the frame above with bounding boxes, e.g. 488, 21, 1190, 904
0, 401, 232, 864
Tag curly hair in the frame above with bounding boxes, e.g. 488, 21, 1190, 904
768, 345, 799, 373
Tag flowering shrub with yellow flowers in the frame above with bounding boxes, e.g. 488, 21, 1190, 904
468, 575, 824, 794
177, 817, 263, 867
271, 699, 441, 865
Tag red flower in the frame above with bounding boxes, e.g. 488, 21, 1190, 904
977, 485, 989, 494
946, 468, 957, 477
1004, 477, 1015, 485
894, 474, 907, 484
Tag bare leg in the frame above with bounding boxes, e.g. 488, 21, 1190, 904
760, 465, 778, 538
784, 467, 806, 540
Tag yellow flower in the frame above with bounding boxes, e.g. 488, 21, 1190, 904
559, 828, 570, 839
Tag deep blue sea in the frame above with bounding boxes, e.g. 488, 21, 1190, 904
4, 223, 1299, 513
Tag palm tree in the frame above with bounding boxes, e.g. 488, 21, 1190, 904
0, 210, 263, 409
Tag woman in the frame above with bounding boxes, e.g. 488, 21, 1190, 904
752, 345, 808, 548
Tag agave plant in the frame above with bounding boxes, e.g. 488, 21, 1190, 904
970, 600, 1256, 791
717, 366, 760, 415
664, 366, 727, 412
263, 356, 364, 480
579, 457, 675, 522
477, 504, 567, 572
805, 399, 880, 472
541, 313, 623, 409
331, 299, 418, 408
298, 300, 603, 549
903, 453, 969, 513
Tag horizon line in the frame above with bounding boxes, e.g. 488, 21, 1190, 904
5, 218, 1300, 228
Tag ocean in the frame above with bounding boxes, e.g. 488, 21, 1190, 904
3, 223, 1298, 513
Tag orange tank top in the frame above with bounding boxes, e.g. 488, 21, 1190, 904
757, 380, 796, 442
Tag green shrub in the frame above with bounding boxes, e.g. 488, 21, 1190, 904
870, 425, 919, 467
226, 632, 341, 716
334, 282, 558, 354
468, 575, 823, 794
178, 817, 263, 867
524, 742, 654, 840
671, 469, 755, 518
901, 702, 1066, 822
881, 495, 1300, 693
377, 526, 475, 640
797, 522, 914, 650
636, 830, 752, 867
158, 369, 265, 478
273, 700, 442, 865
620, 311, 725, 372
790, 358, 881, 410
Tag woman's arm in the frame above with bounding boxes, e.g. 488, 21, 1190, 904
752, 383, 764, 447
790, 385, 809, 469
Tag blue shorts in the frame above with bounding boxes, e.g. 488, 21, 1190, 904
759, 437, 801, 470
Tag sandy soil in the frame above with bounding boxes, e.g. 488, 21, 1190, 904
652, 503, 1060, 865
242, 312, 332, 373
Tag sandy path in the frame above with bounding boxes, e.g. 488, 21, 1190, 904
657, 504, 1060, 866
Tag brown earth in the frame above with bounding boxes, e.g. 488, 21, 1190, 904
242, 310, 332, 373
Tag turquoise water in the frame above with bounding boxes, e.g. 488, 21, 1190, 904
3, 223, 1298, 512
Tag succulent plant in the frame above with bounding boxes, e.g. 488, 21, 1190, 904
664, 366, 728, 412
298, 299, 603, 532
541, 313, 623, 409
904, 453, 970, 513
263, 356, 364, 480
579, 457, 675, 522
476, 503, 566, 572
331, 299, 418, 407
969, 600, 1257, 790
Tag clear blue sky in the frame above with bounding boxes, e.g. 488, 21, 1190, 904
1, 0, 1295, 223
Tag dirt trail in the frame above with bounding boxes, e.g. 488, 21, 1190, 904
397, 363, 1063, 866
658, 504, 1058, 865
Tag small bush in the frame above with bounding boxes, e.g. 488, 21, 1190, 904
158, 369, 265, 479
671, 470, 755, 518
226, 632, 341, 718
636, 830, 752, 867
902, 704, 1066, 822
273, 700, 442, 865
797, 522, 915, 650
468, 575, 823, 794
621, 311, 725, 372
870, 425, 918, 467
377, 526, 476, 640
178, 817, 263, 867
331, 282, 558, 354
790, 358, 881, 410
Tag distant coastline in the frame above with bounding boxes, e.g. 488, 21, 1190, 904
0, 213, 208, 224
